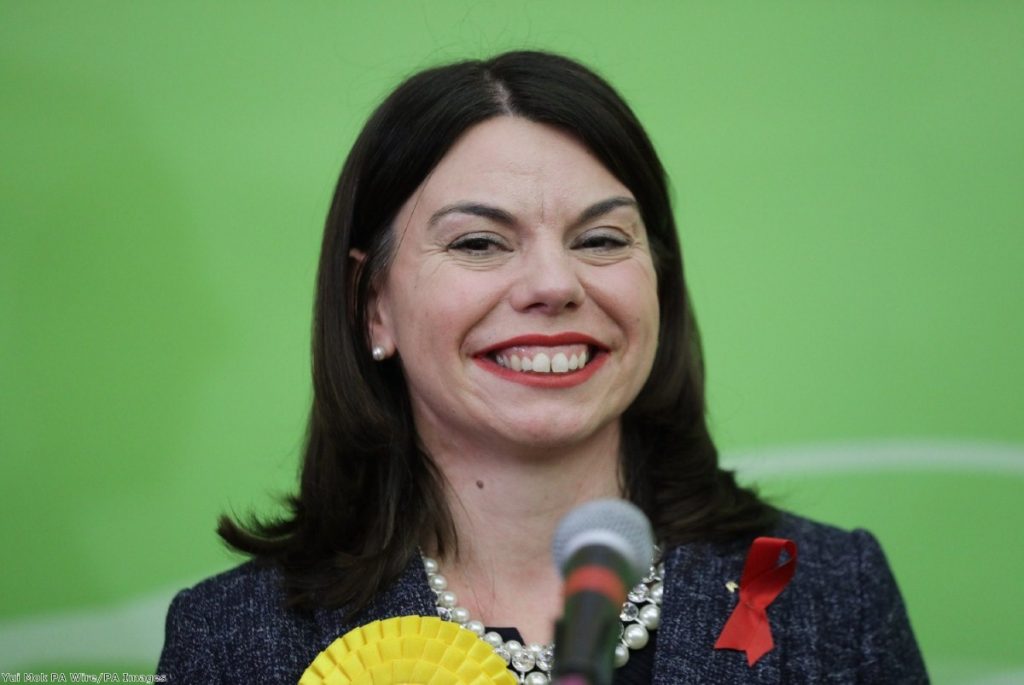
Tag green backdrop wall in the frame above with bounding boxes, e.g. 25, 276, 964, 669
2, 2, 1021, 682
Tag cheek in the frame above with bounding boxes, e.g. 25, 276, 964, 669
617, 272, 660, 382
389, 268, 499, 349
599, 264, 659, 332
632, 304, 660, 372
633, 263, 660, 337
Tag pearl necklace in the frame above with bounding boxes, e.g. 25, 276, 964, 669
422, 550, 664, 685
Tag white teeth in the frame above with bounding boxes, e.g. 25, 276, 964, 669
492, 347, 593, 374
532, 353, 551, 373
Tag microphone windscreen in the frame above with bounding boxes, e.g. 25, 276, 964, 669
551, 499, 654, 581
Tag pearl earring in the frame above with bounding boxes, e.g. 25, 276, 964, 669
371, 346, 386, 361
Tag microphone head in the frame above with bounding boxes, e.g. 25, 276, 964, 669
551, 498, 654, 581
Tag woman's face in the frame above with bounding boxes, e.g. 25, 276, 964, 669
370, 117, 659, 454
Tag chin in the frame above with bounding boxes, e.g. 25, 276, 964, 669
494, 415, 617, 452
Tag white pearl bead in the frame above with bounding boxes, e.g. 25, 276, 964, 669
525, 672, 550, 685
429, 574, 448, 591
528, 642, 545, 655
505, 639, 523, 654
450, 606, 469, 624
484, 631, 504, 647
613, 642, 630, 667
650, 581, 664, 603
422, 557, 438, 574
623, 623, 649, 650
464, 619, 485, 636
511, 649, 535, 672
437, 590, 457, 608
536, 645, 554, 672
639, 604, 661, 629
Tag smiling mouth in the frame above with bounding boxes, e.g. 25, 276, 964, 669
490, 344, 594, 375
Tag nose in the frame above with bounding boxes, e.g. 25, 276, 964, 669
509, 240, 585, 313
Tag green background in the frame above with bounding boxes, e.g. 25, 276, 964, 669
2, 2, 1021, 682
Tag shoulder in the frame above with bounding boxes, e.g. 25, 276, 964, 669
169, 560, 289, 615
772, 510, 889, 578
163, 561, 303, 643
156, 561, 321, 684
773, 512, 927, 681
765, 513, 914, 616
735, 512, 903, 622
156, 556, 438, 683
680, 511, 893, 589
666, 511, 892, 605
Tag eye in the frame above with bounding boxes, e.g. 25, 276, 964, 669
447, 232, 511, 256
574, 228, 631, 252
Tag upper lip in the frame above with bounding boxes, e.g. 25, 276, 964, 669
477, 332, 607, 356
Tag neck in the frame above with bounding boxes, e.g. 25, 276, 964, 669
420, 421, 624, 643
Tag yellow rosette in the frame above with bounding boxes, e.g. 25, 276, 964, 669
298, 615, 517, 685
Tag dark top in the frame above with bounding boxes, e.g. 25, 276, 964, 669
157, 512, 928, 683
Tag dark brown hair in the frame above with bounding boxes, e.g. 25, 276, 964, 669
219, 50, 776, 612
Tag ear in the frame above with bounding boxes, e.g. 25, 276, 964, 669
349, 248, 396, 358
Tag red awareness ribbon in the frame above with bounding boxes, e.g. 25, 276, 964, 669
714, 536, 798, 666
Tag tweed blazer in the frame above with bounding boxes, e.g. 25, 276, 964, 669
157, 513, 927, 683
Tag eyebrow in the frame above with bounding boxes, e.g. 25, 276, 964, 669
428, 202, 515, 227
428, 195, 639, 229
575, 196, 639, 226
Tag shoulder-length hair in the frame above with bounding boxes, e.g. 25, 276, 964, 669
219, 50, 776, 612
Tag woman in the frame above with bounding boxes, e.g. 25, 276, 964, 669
158, 51, 927, 684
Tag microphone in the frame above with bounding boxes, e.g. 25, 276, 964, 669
550, 499, 654, 685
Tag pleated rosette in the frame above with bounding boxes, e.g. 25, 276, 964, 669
299, 615, 516, 685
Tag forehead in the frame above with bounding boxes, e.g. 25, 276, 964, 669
407, 117, 633, 218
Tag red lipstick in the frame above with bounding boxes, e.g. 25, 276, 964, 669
477, 332, 606, 356
474, 332, 608, 388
